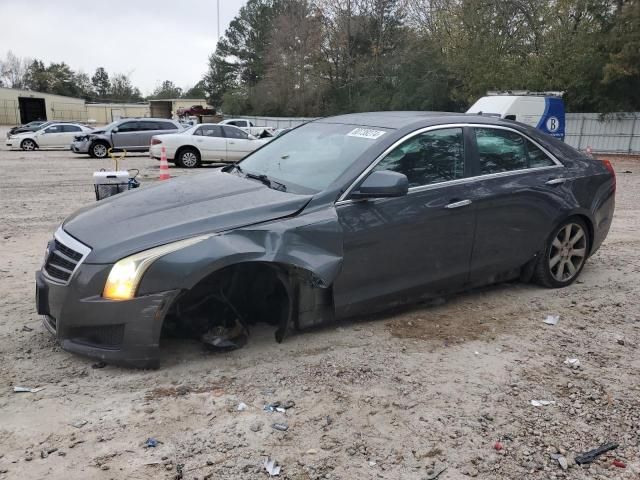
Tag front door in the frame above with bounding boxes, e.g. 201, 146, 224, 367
38, 125, 67, 148
112, 121, 140, 149
333, 127, 476, 315
193, 125, 227, 161
222, 126, 253, 161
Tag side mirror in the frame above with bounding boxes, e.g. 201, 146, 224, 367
112, 127, 119, 133
350, 170, 409, 199
248, 134, 257, 140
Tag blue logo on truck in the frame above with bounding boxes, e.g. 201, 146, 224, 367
536, 97, 565, 140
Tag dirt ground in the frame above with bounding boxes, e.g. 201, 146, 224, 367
0, 128, 638, 480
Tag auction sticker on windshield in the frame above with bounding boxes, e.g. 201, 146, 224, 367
347, 128, 386, 139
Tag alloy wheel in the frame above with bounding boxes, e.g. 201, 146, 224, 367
181, 151, 198, 168
93, 144, 107, 158
548, 223, 587, 282
22, 140, 35, 151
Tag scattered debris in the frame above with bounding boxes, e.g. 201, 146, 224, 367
263, 458, 281, 476
144, 438, 160, 448
557, 455, 568, 470
13, 386, 44, 393
263, 400, 294, 413
272, 423, 289, 432
622, 170, 632, 174
575, 442, 618, 465
175, 463, 184, 479
425, 463, 447, 480
616, 337, 625, 346
563, 358, 581, 368
543, 315, 559, 325
237, 402, 248, 412
612, 460, 626, 468
92, 361, 106, 369
494, 441, 503, 451
250, 422, 263, 432
21, 325, 33, 332
530, 400, 555, 407
71, 420, 87, 429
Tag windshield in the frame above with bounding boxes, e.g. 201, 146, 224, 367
237, 122, 390, 193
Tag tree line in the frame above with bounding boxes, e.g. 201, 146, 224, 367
203, 0, 640, 115
0, 52, 206, 102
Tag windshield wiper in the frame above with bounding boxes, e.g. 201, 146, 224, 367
237, 166, 287, 192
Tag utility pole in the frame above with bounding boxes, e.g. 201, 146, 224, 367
217, 0, 220, 41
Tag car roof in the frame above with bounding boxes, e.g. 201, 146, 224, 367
315, 111, 521, 130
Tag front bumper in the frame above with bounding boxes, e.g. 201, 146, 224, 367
36, 266, 179, 368
71, 139, 90, 154
5, 138, 18, 148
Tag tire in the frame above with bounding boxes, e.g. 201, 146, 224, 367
532, 217, 590, 288
90, 141, 110, 159
176, 148, 201, 168
21, 139, 37, 151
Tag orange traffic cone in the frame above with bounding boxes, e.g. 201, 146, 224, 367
159, 146, 170, 180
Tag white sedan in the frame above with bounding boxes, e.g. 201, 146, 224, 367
6, 123, 93, 151
149, 123, 271, 168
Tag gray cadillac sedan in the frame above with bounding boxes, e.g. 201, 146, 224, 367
36, 112, 615, 368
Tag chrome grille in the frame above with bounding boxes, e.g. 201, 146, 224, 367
43, 228, 91, 284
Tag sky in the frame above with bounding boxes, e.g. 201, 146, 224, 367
0, 0, 246, 95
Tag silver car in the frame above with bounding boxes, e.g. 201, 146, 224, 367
71, 118, 182, 158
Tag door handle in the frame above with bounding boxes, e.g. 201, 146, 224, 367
545, 178, 566, 185
445, 199, 472, 209
228, 141, 235, 144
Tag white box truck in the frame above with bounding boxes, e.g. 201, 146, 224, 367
467, 91, 565, 141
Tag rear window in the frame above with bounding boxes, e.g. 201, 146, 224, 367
160, 122, 177, 130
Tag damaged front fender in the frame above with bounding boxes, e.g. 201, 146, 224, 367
137, 207, 344, 338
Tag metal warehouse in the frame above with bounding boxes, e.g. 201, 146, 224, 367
0, 87, 87, 124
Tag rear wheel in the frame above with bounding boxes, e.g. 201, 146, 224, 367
176, 148, 201, 168
533, 218, 589, 288
21, 139, 37, 151
91, 142, 109, 159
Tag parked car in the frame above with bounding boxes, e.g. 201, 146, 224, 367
177, 105, 215, 116
149, 123, 271, 168
35, 112, 615, 368
218, 118, 276, 138
7, 120, 48, 138
71, 118, 182, 158
6, 123, 93, 151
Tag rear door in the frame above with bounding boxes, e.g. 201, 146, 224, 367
465, 126, 566, 282
138, 121, 166, 149
222, 126, 254, 161
112, 121, 140, 149
60, 125, 84, 148
193, 125, 227, 161
334, 126, 477, 314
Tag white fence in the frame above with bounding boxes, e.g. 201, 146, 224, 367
228, 112, 640, 155
565, 113, 640, 154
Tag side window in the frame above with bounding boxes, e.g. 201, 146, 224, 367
45, 126, 60, 133
62, 125, 82, 132
475, 128, 527, 174
139, 121, 160, 131
201, 126, 224, 137
117, 122, 138, 132
527, 140, 556, 168
223, 126, 249, 140
161, 122, 178, 130
372, 128, 465, 188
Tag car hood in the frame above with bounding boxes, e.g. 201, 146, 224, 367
11, 131, 32, 138
63, 170, 313, 263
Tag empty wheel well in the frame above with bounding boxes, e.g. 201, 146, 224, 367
161, 262, 293, 342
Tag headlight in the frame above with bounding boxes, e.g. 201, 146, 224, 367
103, 235, 211, 300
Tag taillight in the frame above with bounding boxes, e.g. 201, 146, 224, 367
151, 138, 162, 145
601, 159, 616, 191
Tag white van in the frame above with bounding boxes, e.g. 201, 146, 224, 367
467, 91, 565, 140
